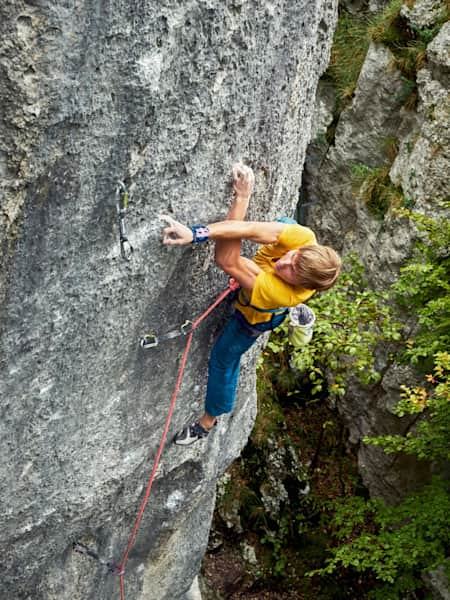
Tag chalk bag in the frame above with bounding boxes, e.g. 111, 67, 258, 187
288, 304, 316, 348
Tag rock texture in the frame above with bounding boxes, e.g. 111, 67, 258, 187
401, 0, 449, 29
0, 1, 338, 598
305, 40, 411, 288
391, 22, 450, 209
303, 5, 450, 502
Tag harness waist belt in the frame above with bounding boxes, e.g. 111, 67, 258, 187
236, 289, 287, 315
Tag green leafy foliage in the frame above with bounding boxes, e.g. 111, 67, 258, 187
365, 352, 450, 461
260, 515, 290, 576
306, 208, 450, 596
350, 163, 404, 219
309, 478, 450, 599
392, 204, 450, 366
413, 22, 447, 45
286, 254, 401, 397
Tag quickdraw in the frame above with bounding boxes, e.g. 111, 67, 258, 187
140, 320, 192, 349
73, 541, 123, 576
116, 181, 133, 261
139, 278, 240, 349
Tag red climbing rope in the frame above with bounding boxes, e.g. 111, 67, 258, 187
118, 279, 239, 600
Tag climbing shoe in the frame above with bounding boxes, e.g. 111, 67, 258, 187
173, 420, 211, 446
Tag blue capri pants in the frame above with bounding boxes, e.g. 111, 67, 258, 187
204, 310, 287, 417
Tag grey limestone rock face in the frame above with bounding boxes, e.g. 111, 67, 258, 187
304, 8, 450, 502
305, 41, 409, 288
390, 22, 450, 210
0, 1, 338, 598
422, 565, 450, 600
401, 0, 449, 29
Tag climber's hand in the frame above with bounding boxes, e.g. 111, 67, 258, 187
161, 215, 194, 245
232, 163, 254, 200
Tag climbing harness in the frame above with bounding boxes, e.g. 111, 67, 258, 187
236, 288, 288, 316
139, 320, 192, 349
73, 278, 240, 600
116, 181, 133, 261
72, 542, 123, 576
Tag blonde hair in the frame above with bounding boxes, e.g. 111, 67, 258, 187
293, 244, 341, 291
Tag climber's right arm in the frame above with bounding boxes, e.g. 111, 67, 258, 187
214, 163, 254, 274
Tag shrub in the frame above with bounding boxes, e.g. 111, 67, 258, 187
307, 208, 450, 598
309, 477, 450, 599
392, 204, 450, 367
365, 352, 450, 461
325, 10, 370, 109
350, 163, 404, 219
271, 254, 402, 398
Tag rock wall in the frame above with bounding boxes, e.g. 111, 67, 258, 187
303, 3, 449, 502
0, 1, 338, 598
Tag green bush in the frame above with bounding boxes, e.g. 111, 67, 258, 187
309, 477, 450, 599
325, 10, 369, 108
306, 208, 450, 597
350, 163, 404, 219
265, 254, 401, 399
365, 352, 450, 461
392, 204, 450, 366
307, 350, 450, 598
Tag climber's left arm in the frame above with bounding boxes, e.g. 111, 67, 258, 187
161, 218, 286, 246
161, 217, 287, 290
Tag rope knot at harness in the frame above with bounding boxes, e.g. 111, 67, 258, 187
228, 277, 240, 292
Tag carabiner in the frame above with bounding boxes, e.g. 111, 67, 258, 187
116, 180, 128, 210
116, 180, 133, 261
180, 320, 192, 335
120, 237, 133, 261
140, 333, 159, 349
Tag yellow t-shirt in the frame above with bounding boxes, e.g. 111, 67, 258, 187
236, 224, 317, 324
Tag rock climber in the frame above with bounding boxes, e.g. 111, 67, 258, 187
161, 163, 341, 445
